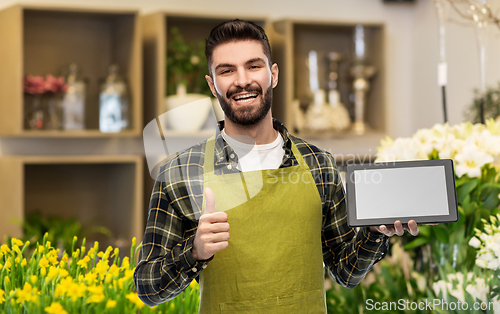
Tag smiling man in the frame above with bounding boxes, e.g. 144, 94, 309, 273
134, 20, 419, 313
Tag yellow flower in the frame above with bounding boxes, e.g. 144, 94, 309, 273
0, 264, 3, 270
41, 267, 47, 277
111, 247, 119, 258
1, 244, 10, 254
109, 264, 120, 277
54, 277, 73, 298
106, 299, 117, 308
38, 245, 44, 253
77, 256, 91, 269
124, 269, 134, 281
49, 255, 58, 266
12, 245, 21, 255
16, 282, 39, 304
94, 260, 109, 278
39, 257, 49, 268
105, 273, 113, 284
59, 269, 69, 278
86, 293, 105, 304
5, 260, 11, 269
189, 280, 197, 289
87, 247, 96, 259
67, 283, 86, 302
0, 289, 5, 304
121, 256, 130, 269
21, 258, 27, 267
126, 292, 144, 309
15, 257, 20, 264
132, 237, 137, 248
5, 277, 9, 284
11, 238, 23, 247
45, 302, 68, 314
30, 275, 38, 285
47, 267, 59, 281
87, 285, 103, 295
84, 272, 97, 285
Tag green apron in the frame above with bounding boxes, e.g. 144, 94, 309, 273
199, 135, 326, 313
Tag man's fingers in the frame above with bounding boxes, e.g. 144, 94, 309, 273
204, 187, 216, 214
207, 241, 229, 253
201, 231, 230, 244
201, 212, 228, 224
394, 221, 404, 236
406, 220, 419, 236
198, 222, 230, 234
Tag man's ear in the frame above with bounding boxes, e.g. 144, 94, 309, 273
271, 63, 279, 88
205, 75, 217, 97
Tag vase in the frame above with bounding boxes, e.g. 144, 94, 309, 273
163, 84, 213, 132
99, 64, 130, 133
45, 94, 63, 130
62, 63, 86, 130
24, 94, 44, 130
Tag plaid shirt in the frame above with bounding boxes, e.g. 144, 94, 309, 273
134, 118, 389, 307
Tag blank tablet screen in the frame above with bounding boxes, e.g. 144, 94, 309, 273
346, 159, 458, 227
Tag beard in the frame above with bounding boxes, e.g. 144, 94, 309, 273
215, 83, 273, 126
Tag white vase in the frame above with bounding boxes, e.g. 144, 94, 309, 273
164, 85, 213, 132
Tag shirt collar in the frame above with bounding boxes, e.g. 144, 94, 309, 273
213, 118, 294, 169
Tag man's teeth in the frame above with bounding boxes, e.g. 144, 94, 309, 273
234, 93, 257, 101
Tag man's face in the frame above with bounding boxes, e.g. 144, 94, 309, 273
206, 40, 278, 126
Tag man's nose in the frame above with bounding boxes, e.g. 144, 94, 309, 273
234, 68, 252, 87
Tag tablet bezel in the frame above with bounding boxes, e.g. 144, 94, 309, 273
345, 159, 458, 227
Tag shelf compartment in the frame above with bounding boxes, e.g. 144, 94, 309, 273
270, 19, 386, 135
0, 155, 144, 248
0, 5, 142, 137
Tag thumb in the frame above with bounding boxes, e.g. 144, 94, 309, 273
204, 187, 216, 214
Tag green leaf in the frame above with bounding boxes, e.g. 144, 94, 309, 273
461, 196, 477, 216
403, 237, 430, 249
457, 178, 478, 204
482, 191, 500, 211
433, 226, 450, 244
418, 224, 431, 237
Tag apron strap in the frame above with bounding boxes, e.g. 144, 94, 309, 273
204, 134, 217, 174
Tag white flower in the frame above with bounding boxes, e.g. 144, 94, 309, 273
469, 237, 481, 248
466, 278, 489, 303
454, 144, 494, 178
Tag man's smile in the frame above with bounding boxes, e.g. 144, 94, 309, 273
232, 92, 259, 105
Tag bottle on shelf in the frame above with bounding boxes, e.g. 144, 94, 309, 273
304, 50, 332, 132
61, 63, 87, 130
326, 52, 351, 132
99, 64, 130, 133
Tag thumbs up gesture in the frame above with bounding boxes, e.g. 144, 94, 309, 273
192, 188, 230, 261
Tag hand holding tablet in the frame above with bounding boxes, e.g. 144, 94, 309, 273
346, 159, 458, 229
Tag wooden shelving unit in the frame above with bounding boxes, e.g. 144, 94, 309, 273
0, 5, 142, 137
269, 19, 386, 139
0, 155, 144, 246
141, 12, 268, 136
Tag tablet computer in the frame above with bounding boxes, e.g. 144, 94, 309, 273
345, 159, 458, 227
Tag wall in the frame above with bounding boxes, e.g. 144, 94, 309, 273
0, 0, 498, 158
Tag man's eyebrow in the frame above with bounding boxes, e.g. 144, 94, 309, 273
214, 58, 266, 72
246, 57, 265, 65
215, 63, 234, 71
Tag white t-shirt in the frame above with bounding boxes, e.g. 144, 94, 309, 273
221, 129, 285, 172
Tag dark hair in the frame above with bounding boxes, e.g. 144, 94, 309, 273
205, 19, 272, 76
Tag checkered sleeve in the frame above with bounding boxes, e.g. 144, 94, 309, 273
320, 152, 389, 289
134, 163, 207, 307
